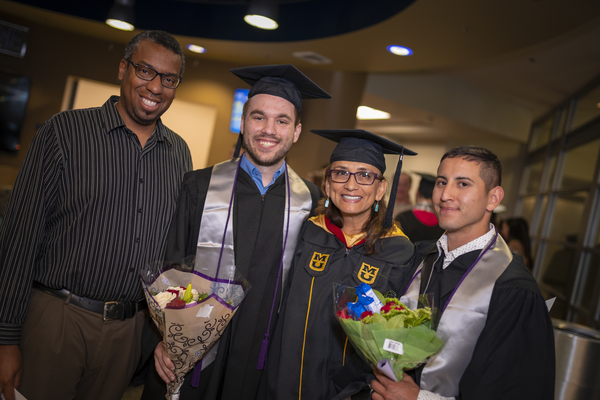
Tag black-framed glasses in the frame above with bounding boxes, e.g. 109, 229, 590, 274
125, 59, 182, 89
328, 169, 382, 185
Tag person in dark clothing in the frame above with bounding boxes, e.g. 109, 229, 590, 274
263, 129, 416, 399
499, 217, 533, 271
141, 64, 329, 400
371, 146, 555, 400
395, 172, 445, 243
0, 30, 192, 400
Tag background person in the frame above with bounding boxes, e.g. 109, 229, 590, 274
395, 172, 444, 243
0, 30, 192, 400
372, 145, 554, 400
500, 217, 533, 271
264, 129, 416, 399
142, 64, 329, 400
393, 172, 413, 216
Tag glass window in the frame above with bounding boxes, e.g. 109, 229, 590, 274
571, 83, 600, 131
524, 160, 544, 194
558, 139, 600, 190
545, 156, 558, 191
574, 251, 600, 312
540, 242, 576, 297
529, 116, 554, 151
556, 108, 569, 139
520, 196, 537, 230
547, 191, 588, 242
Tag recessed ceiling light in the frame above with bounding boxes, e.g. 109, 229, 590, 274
244, 15, 278, 30
387, 45, 413, 56
187, 44, 206, 54
105, 19, 134, 31
357, 106, 391, 120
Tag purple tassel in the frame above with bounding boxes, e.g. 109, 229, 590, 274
191, 359, 203, 388
256, 335, 269, 370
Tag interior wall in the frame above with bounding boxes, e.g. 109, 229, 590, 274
0, 13, 361, 186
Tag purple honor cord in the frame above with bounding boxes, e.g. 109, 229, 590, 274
403, 230, 498, 314
257, 163, 291, 370
191, 158, 242, 387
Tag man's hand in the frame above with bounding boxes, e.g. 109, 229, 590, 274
371, 370, 420, 400
154, 342, 176, 384
0, 345, 22, 400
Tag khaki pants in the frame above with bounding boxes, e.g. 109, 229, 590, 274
18, 289, 145, 400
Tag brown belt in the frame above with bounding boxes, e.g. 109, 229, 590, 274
32, 282, 147, 321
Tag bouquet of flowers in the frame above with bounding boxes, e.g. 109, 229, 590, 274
140, 256, 251, 400
333, 283, 443, 381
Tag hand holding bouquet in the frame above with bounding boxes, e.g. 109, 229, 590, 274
140, 256, 250, 399
334, 283, 443, 381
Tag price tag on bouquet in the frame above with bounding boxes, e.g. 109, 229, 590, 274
383, 339, 404, 355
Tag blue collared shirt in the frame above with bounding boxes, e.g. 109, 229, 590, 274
239, 153, 286, 195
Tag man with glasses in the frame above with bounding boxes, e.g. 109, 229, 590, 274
0, 30, 191, 400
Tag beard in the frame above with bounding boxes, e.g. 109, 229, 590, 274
242, 133, 291, 167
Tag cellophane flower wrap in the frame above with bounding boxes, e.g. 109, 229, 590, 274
140, 256, 250, 399
333, 283, 443, 381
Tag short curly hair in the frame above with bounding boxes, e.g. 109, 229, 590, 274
124, 30, 185, 76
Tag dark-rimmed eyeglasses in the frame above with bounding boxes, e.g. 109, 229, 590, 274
125, 59, 182, 89
328, 169, 382, 185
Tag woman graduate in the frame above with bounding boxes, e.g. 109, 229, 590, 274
263, 129, 416, 399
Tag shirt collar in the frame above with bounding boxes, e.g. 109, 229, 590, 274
102, 95, 171, 146
239, 153, 286, 195
437, 224, 496, 268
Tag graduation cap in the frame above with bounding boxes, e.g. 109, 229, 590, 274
230, 64, 331, 157
414, 172, 436, 199
311, 129, 417, 230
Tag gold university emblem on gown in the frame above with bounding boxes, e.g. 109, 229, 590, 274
358, 263, 379, 284
309, 252, 330, 271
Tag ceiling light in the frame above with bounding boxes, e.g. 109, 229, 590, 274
106, 0, 135, 31
357, 106, 391, 120
244, 0, 279, 30
187, 44, 206, 54
387, 45, 413, 56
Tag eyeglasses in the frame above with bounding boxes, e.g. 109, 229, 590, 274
125, 59, 182, 89
328, 169, 382, 185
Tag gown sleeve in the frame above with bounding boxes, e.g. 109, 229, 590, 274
458, 267, 555, 400
164, 168, 212, 262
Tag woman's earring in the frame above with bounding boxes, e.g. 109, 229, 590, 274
325, 197, 330, 208
374, 201, 379, 212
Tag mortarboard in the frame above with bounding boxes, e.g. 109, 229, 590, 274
231, 64, 331, 157
230, 64, 331, 112
311, 129, 417, 230
414, 172, 436, 199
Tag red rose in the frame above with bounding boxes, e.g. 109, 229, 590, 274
395, 305, 404, 310
359, 311, 373, 320
381, 305, 392, 313
337, 309, 352, 319
385, 301, 396, 307
166, 299, 186, 309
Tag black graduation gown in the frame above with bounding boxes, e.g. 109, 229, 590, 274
412, 242, 556, 399
395, 209, 445, 243
141, 166, 321, 400
332, 240, 555, 399
263, 217, 414, 400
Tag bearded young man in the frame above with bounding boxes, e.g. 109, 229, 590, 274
141, 64, 330, 400
372, 146, 555, 400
